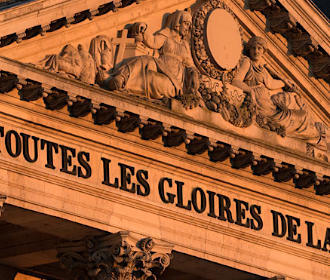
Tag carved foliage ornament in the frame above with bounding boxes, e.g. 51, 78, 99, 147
57, 231, 172, 280
191, 0, 253, 127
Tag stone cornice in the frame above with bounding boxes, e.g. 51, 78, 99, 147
246, 0, 330, 84
278, 0, 329, 53
0, 56, 329, 196
0, 0, 138, 39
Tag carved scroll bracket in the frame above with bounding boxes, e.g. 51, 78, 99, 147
57, 231, 173, 280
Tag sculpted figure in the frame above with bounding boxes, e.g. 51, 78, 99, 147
89, 35, 114, 85
38, 44, 96, 84
231, 36, 325, 144
77, 44, 96, 84
39, 44, 82, 79
106, 10, 201, 107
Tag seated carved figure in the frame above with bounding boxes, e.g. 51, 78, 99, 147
231, 36, 324, 144
106, 10, 200, 106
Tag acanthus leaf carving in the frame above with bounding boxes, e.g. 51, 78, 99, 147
57, 232, 172, 280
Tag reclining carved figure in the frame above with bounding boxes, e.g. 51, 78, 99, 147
38, 44, 96, 84
38, 35, 114, 86
231, 36, 325, 145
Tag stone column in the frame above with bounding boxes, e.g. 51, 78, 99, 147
0, 195, 6, 217
0, 264, 18, 279
57, 231, 173, 280
0, 197, 17, 279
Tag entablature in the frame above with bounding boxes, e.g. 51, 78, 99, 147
0, 55, 329, 198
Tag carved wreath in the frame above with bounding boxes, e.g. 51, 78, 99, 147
191, 0, 254, 128
191, 0, 243, 81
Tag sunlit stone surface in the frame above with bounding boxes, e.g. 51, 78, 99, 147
206, 8, 242, 70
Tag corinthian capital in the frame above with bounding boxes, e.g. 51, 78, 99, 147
57, 231, 173, 280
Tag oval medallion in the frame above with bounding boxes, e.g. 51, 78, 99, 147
206, 9, 242, 70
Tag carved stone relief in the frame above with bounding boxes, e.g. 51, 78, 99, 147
190, 1, 327, 151
57, 231, 173, 280
38, 44, 97, 84
191, 0, 254, 128
35, 1, 328, 155
231, 36, 326, 148
106, 10, 203, 109
246, 0, 330, 84
191, 0, 243, 76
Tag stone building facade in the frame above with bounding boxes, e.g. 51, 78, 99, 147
0, 0, 329, 279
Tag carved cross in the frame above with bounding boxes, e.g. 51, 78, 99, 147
112, 29, 135, 67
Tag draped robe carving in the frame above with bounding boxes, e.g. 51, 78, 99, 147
231, 36, 325, 145
106, 10, 201, 107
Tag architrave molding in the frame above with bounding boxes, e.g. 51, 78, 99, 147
0, 159, 329, 267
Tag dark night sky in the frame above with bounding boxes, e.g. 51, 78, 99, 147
312, 0, 330, 18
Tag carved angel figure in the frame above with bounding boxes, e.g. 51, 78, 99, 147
106, 10, 201, 107
231, 36, 325, 144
